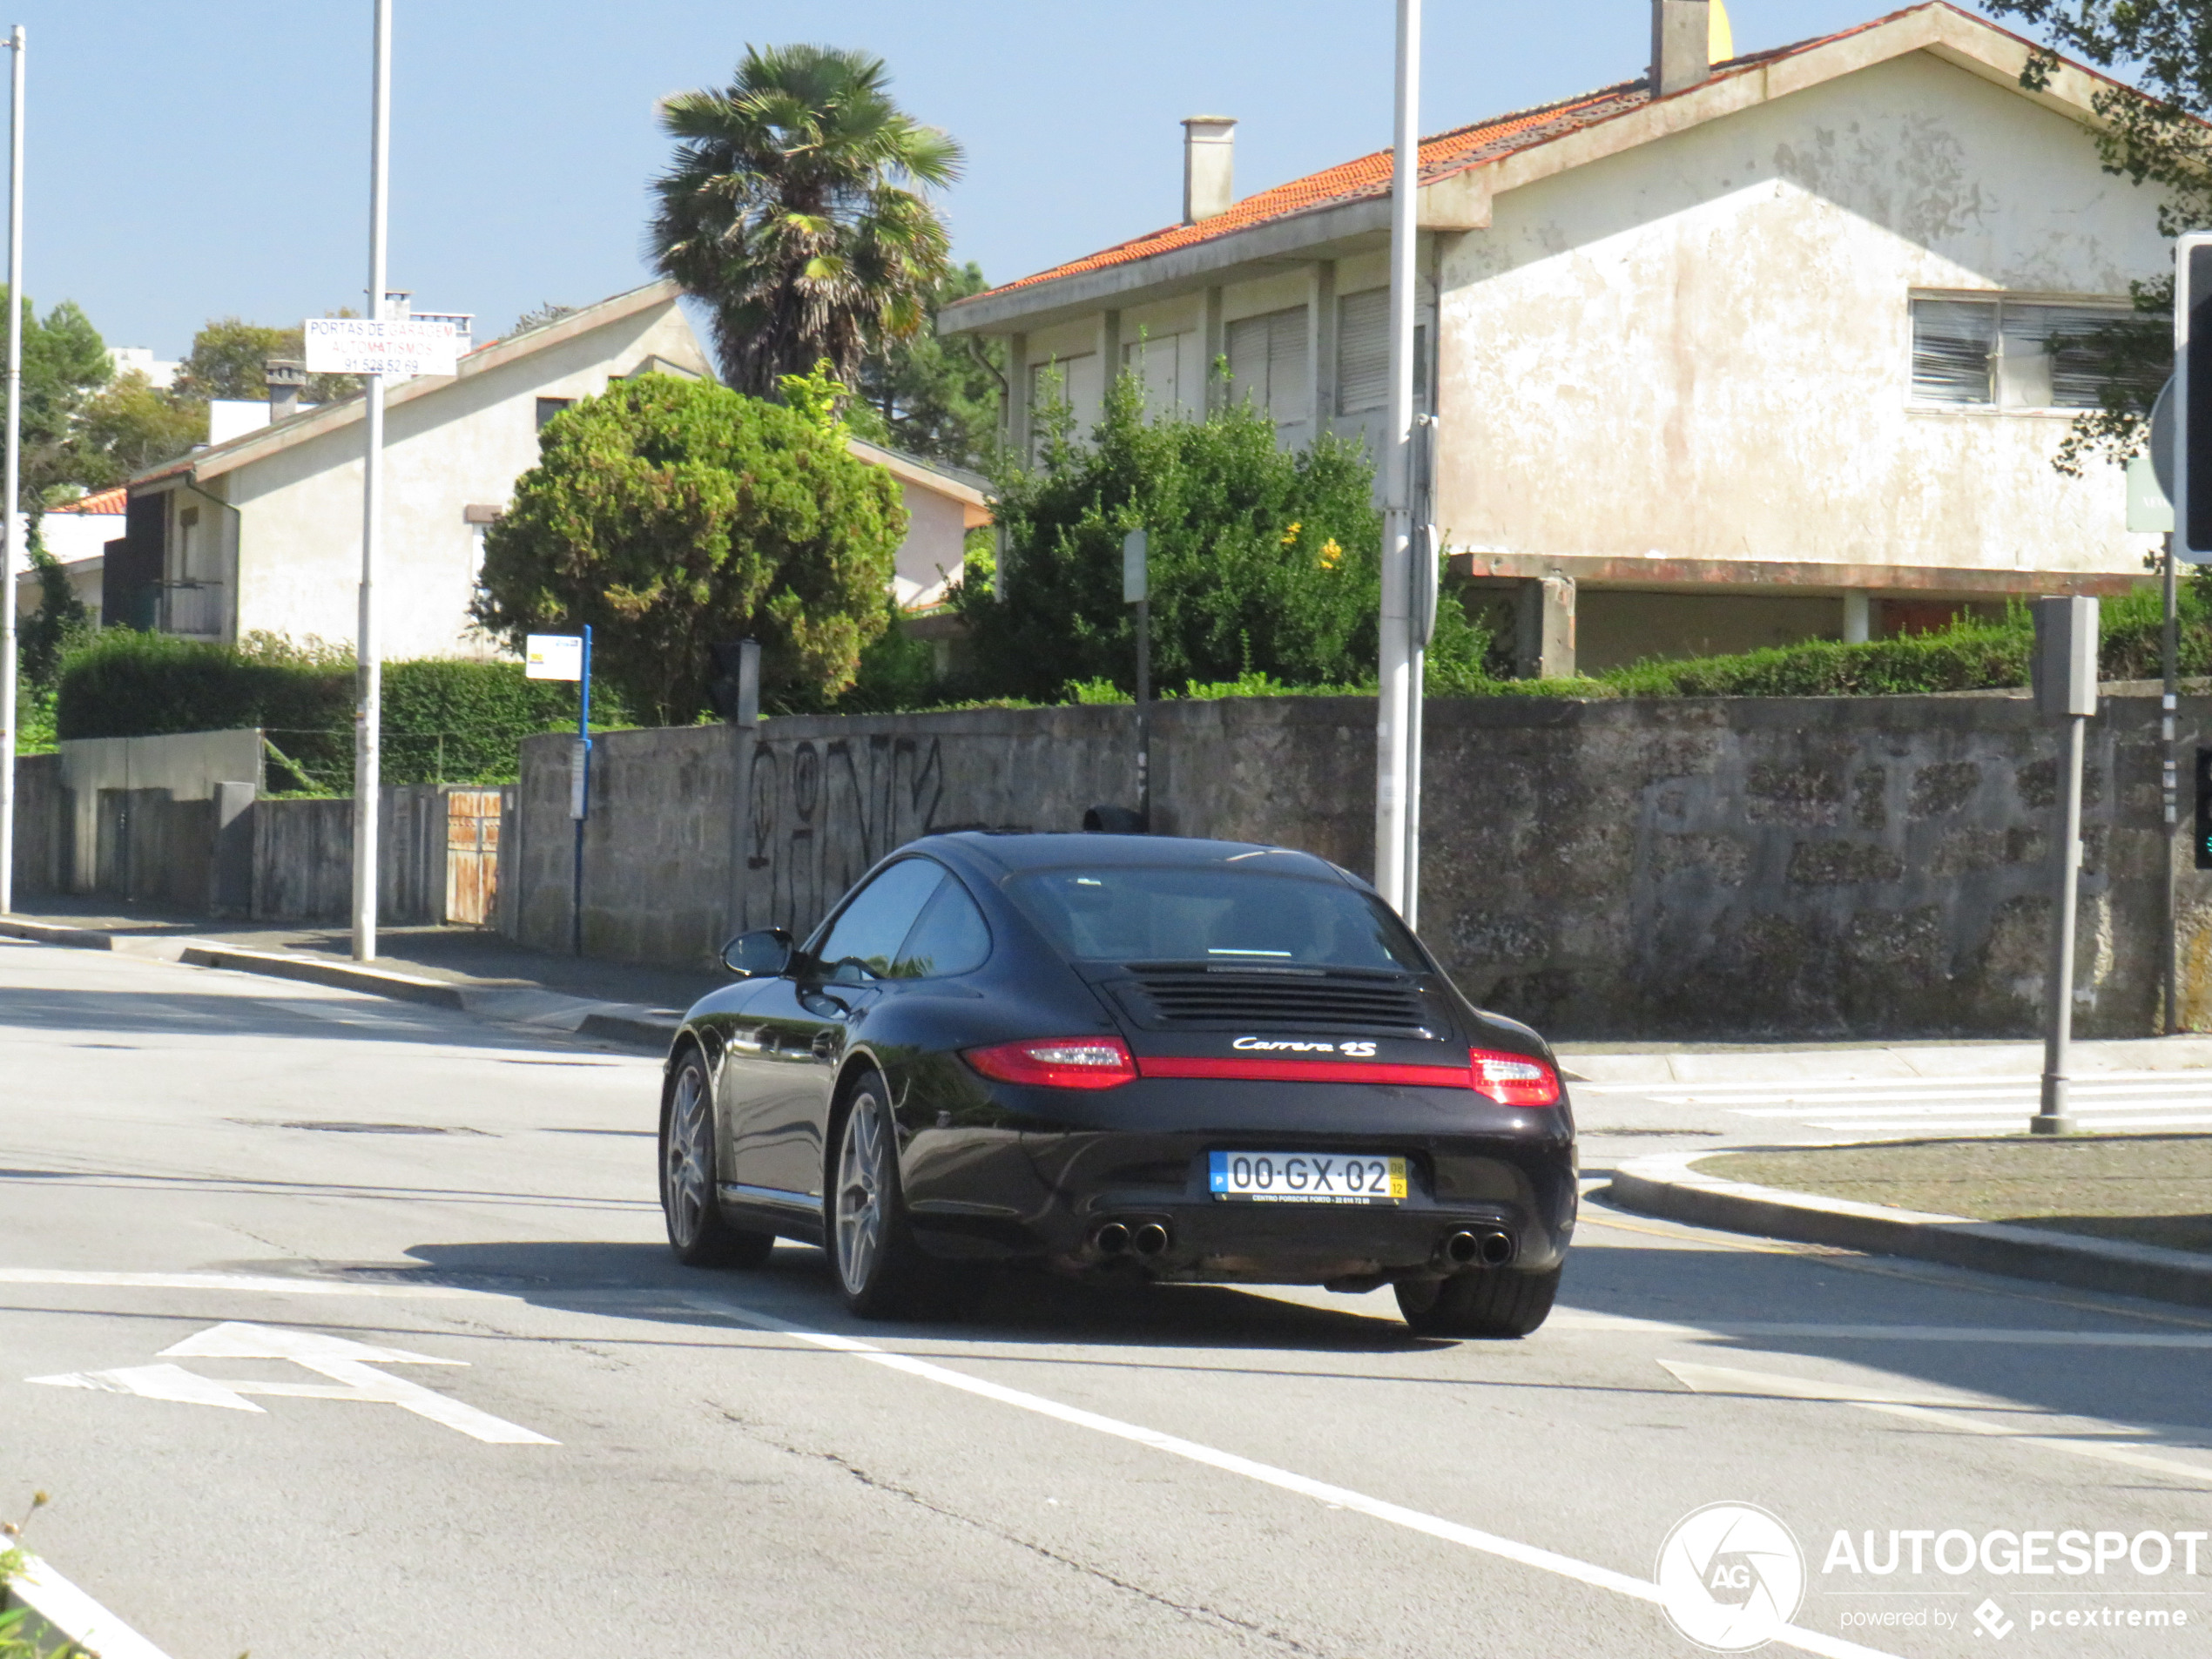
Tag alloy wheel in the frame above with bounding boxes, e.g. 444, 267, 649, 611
835, 1094, 888, 1296
665, 1065, 712, 1247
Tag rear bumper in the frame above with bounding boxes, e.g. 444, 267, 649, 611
898, 1076, 1576, 1285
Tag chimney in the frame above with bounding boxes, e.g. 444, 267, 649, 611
1182, 116, 1237, 225
1649, 0, 1712, 98
264, 357, 307, 420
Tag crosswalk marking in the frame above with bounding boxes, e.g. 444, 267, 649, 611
1576, 1071, 2212, 1136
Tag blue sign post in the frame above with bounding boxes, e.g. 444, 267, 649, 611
570, 624, 592, 956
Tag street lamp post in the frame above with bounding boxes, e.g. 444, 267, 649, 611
1373, 0, 1422, 921
352, 0, 392, 961
0, 25, 23, 918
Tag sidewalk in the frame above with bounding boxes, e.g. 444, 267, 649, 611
0, 896, 713, 1049
1557, 1034, 2212, 1085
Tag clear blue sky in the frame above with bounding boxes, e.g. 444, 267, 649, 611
28, 2, 2017, 358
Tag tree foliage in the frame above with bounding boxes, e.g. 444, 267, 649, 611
648, 44, 961, 397
1982, 1, 2212, 471
172, 314, 358, 407
73, 369, 206, 479
853, 260, 1003, 470
472, 373, 906, 724
954, 371, 1488, 701
0, 288, 116, 509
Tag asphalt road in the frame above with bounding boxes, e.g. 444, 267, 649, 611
7, 939, 2212, 1658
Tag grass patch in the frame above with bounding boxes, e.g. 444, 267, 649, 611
1704, 1133, 2212, 1254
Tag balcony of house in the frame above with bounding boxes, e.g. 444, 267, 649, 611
162, 582, 229, 640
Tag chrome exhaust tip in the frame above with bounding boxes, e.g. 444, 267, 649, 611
1093, 1221, 1131, 1256
1439, 1231, 1481, 1267
1130, 1222, 1170, 1258
1477, 1228, 1516, 1268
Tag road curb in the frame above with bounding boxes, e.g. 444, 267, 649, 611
172, 942, 470, 1008
3, 914, 683, 1047
1609, 1149, 2212, 1312
577, 1009, 679, 1049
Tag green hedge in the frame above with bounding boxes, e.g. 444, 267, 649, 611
56, 632, 620, 791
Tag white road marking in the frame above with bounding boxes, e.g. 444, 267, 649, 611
1578, 1072, 2212, 1137
683, 1295, 1899, 1659
1545, 1312, 2212, 1346
1662, 1360, 2212, 1487
161, 1320, 462, 1366
5, 1548, 176, 1659
0, 1267, 472, 1298
27, 1321, 555, 1445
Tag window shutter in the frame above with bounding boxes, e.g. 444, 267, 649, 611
1338, 289, 1389, 414
1226, 315, 1270, 412
1267, 310, 1309, 424
1910, 299, 1997, 405
1123, 334, 1182, 415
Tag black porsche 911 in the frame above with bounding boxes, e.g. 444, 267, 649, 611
657, 832, 1575, 1337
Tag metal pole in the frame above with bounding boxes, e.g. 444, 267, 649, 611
351, 0, 391, 962
2163, 530, 2181, 1035
1135, 597, 1150, 829
0, 27, 22, 918
2035, 711, 2086, 1134
1373, 0, 1420, 914
571, 624, 590, 957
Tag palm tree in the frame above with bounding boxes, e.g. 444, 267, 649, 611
649, 44, 963, 399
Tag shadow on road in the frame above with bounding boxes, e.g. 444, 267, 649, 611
395, 1237, 1445, 1354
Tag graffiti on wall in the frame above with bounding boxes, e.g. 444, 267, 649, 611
744, 733, 946, 936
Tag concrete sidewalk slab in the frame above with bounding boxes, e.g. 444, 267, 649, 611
1563, 1035, 2212, 1086
1609, 1147, 2212, 1311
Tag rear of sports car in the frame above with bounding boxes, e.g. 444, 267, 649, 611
934, 855, 1576, 1336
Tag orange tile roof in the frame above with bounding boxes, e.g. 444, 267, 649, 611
994, 81, 1652, 295
51, 485, 125, 515
974, 3, 2076, 302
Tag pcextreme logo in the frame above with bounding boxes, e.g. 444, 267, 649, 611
1656, 1502, 1807, 1651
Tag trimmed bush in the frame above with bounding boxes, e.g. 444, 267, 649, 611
56, 632, 616, 791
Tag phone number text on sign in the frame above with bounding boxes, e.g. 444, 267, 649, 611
303, 318, 461, 377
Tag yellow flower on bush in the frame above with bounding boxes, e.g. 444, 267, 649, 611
1279, 522, 1302, 547
1318, 538, 1343, 570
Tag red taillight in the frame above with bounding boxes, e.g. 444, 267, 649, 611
1470, 1048, 1561, 1107
965, 1036, 1136, 1090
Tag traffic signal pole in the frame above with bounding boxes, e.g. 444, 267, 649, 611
1373, 0, 1420, 919
352, 0, 392, 962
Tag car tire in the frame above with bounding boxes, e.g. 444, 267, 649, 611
660, 1048, 774, 1269
1394, 1264, 1561, 1339
830, 1075, 948, 1319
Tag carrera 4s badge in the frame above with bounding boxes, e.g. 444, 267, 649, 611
1231, 1036, 1381, 1057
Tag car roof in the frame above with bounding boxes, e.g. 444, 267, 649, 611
916, 831, 1350, 884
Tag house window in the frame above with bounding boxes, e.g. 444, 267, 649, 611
1909, 294, 2161, 409
1226, 307, 1309, 426
1122, 333, 1184, 415
1335, 288, 1427, 415
535, 396, 575, 430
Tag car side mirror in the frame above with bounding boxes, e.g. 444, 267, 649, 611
720, 927, 793, 979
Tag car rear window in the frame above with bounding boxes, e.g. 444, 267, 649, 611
1006, 865, 1421, 971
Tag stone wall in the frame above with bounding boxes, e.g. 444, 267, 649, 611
505, 689, 2211, 1041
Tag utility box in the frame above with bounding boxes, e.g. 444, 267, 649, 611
2031, 596, 2099, 719
2178, 233, 2212, 562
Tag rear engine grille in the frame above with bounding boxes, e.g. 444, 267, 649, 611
1116, 969, 1433, 1035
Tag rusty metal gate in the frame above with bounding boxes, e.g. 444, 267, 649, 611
444, 790, 502, 926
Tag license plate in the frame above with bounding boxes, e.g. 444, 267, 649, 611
1208, 1150, 1407, 1204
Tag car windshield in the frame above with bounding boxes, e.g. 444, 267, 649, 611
1005, 863, 1422, 972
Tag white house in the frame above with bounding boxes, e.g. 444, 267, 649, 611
940, 2, 2174, 674
119, 279, 987, 658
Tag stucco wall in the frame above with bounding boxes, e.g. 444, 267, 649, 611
505, 691, 2209, 1041
208, 303, 708, 659
1436, 50, 2172, 577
